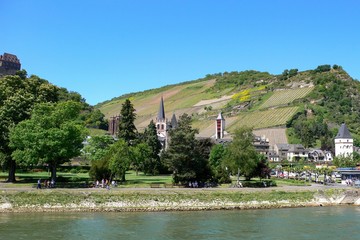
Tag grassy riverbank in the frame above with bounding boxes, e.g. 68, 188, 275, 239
0, 188, 353, 213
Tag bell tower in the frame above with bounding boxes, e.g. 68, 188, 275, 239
156, 96, 167, 135
216, 112, 225, 139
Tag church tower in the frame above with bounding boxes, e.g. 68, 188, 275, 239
216, 112, 225, 139
156, 96, 167, 136
334, 123, 353, 158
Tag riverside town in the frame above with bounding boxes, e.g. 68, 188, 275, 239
1, 52, 360, 215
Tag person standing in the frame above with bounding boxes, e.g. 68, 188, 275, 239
37, 179, 41, 189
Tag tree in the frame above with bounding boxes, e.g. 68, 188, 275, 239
253, 154, 271, 180
0, 74, 60, 182
162, 113, 212, 184
224, 127, 259, 181
118, 99, 137, 145
209, 144, 231, 183
82, 135, 115, 162
9, 101, 86, 181
131, 143, 152, 176
142, 120, 162, 175
333, 155, 360, 168
107, 139, 131, 182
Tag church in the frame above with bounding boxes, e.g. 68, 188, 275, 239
155, 96, 178, 148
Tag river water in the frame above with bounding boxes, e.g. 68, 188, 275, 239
0, 206, 359, 239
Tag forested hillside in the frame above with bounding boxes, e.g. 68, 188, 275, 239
96, 65, 360, 148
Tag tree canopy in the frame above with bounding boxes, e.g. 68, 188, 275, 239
118, 99, 137, 144
162, 113, 212, 184
224, 127, 260, 180
9, 101, 87, 180
0, 74, 60, 181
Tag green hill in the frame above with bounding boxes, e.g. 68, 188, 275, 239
96, 65, 360, 146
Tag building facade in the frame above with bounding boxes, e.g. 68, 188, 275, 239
0, 53, 21, 77
334, 123, 353, 158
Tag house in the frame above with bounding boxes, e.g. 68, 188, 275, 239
253, 135, 270, 156
308, 149, 332, 162
274, 143, 308, 162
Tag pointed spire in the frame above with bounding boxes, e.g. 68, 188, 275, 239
171, 112, 178, 128
217, 112, 225, 120
335, 123, 352, 139
157, 96, 165, 121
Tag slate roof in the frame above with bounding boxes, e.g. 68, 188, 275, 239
217, 112, 225, 120
157, 96, 165, 121
170, 113, 178, 128
335, 123, 352, 139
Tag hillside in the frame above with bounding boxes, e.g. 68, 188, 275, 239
96, 65, 360, 146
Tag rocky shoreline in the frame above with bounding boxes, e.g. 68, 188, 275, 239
1, 188, 359, 213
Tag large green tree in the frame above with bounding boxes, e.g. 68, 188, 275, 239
142, 120, 162, 175
131, 142, 152, 176
224, 127, 259, 181
161, 113, 212, 184
209, 144, 231, 183
118, 99, 137, 144
0, 74, 59, 182
9, 101, 86, 181
107, 139, 131, 182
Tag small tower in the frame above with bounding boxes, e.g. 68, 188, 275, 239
334, 123, 353, 159
215, 112, 225, 139
156, 96, 167, 136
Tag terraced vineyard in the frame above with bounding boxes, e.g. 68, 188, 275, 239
259, 87, 313, 109
227, 106, 299, 131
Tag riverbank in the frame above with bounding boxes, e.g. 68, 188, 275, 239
1, 187, 359, 213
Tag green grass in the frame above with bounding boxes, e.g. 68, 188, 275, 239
274, 179, 311, 186
0, 170, 173, 188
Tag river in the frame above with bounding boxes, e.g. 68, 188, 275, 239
0, 206, 359, 239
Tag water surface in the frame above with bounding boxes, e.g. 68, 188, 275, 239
0, 206, 359, 239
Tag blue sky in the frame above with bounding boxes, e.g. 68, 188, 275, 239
1, 0, 359, 105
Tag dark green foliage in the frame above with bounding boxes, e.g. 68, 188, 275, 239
161, 114, 212, 184
118, 99, 137, 144
107, 139, 131, 182
333, 154, 360, 168
314, 64, 331, 73
209, 144, 231, 183
208, 70, 273, 92
81, 108, 108, 130
9, 101, 87, 180
288, 110, 332, 149
0, 74, 60, 181
141, 120, 163, 175
89, 157, 111, 180
280, 69, 298, 80
224, 127, 260, 181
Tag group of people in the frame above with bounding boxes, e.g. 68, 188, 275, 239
37, 179, 55, 189
95, 179, 117, 189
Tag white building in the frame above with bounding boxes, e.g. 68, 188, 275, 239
334, 123, 353, 159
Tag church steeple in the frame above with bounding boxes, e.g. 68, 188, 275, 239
157, 96, 165, 121
156, 96, 167, 135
